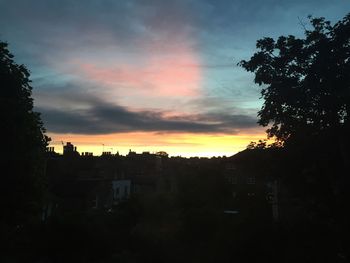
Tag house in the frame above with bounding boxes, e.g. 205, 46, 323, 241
112, 179, 131, 204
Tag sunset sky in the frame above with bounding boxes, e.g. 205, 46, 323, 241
1, 0, 349, 157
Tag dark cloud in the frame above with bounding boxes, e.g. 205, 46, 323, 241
36, 95, 258, 134
32, 78, 259, 135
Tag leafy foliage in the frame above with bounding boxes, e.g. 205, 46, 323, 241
0, 41, 49, 225
240, 14, 350, 144
240, 14, 350, 261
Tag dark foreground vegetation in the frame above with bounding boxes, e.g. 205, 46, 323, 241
1, 148, 348, 263
1, 13, 350, 263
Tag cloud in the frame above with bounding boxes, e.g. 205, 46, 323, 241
36, 92, 258, 134
74, 47, 202, 97
33, 79, 259, 135
2, 0, 348, 138
1, 0, 347, 61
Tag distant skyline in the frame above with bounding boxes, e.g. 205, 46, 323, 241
1, 0, 349, 157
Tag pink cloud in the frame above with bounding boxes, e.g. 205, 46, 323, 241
72, 35, 202, 97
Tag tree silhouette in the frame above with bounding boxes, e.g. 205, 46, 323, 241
240, 14, 350, 145
0, 41, 49, 226
240, 16, 350, 260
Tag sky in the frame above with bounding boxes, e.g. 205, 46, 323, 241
1, 0, 349, 157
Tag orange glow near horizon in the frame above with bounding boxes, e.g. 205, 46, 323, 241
47, 131, 267, 158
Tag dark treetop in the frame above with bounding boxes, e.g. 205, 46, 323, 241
0, 41, 49, 225
240, 14, 350, 145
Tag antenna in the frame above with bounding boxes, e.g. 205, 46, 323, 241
61, 141, 65, 152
